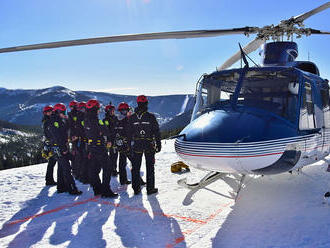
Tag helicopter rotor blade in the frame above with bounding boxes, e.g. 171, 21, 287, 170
292, 2, 330, 23
217, 37, 265, 70
0, 27, 258, 54
310, 29, 330, 35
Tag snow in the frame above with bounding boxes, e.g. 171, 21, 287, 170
178, 95, 190, 116
0, 140, 330, 247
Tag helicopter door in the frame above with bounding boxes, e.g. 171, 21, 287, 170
320, 85, 330, 153
299, 81, 322, 156
299, 81, 316, 130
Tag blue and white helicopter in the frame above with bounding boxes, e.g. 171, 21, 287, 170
0, 2, 329, 191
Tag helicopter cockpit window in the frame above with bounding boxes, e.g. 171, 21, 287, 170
236, 71, 298, 123
191, 70, 298, 123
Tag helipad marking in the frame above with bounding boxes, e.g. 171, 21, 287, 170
7, 195, 206, 226
8, 196, 99, 225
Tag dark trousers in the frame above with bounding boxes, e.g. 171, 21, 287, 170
89, 148, 113, 193
77, 142, 89, 182
71, 141, 79, 178
57, 154, 76, 191
132, 151, 155, 192
45, 156, 56, 183
118, 152, 128, 184
109, 149, 118, 173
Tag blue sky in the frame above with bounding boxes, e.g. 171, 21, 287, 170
0, 0, 329, 95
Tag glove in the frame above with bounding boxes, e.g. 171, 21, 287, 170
155, 142, 161, 153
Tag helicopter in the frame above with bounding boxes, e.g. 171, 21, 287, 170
0, 2, 329, 192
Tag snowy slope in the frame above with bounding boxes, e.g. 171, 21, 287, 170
0, 140, 330, 248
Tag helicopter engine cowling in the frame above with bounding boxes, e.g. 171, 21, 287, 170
261, 41, 298, 65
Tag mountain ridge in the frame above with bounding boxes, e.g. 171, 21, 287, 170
0, 86, 195, 126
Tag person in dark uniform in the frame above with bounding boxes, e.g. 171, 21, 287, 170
114, 102, 132, 185
42, 105, 57, 186
49, 103, 82, 195
84, 99, 118, 198
67, 100, 80, 179
129, 95, 161, 195
76, 101, 89, 183
103, 104, 119, 176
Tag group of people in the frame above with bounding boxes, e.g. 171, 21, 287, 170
41, 95, 161, 197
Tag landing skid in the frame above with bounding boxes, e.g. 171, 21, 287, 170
177, 171, 225, 190
178, 171, 246, 201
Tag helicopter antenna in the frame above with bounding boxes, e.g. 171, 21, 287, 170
245, 51, 260, 67
239, 43, 249, 67
239, 43, 259, 68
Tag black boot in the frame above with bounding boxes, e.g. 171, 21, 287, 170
93, 187, 103, 196
120, 180, 131, 185
57, 188, 68, 193
102, 190, 118, 198
46, 181, 57, 186
140, 178, 146, 186
134, 188, 141, 195
147, 188, 158, 195
69, 184, 82, 195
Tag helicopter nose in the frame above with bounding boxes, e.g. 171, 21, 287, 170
178, 109, 296, 143
174, 109, 297, 172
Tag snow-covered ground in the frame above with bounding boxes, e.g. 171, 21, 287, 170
0, 140, 330, 248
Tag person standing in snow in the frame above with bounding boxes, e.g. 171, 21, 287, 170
129, 95, 161, 195
103, 104, 119, 176
84, 99, 117, 198
49, 103, 82, 195
67, 100, 80, 179
41, 105, 57, 186
75, 101, 89, 184
113, 102, 133, 185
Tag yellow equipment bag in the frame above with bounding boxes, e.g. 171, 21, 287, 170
171, 161, 190, 173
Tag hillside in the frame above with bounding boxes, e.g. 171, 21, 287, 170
0, 120, 43, 170
0, 86, 195, 126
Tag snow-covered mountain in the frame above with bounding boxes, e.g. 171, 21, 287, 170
0, 86, 195, 126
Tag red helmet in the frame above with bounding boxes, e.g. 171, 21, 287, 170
43, 105, 53, 113
86, 99, 100, 109
118, 102, 129, 111
137, 95, 148, 103
53, 103, 67, 113
78, 101, 86, 110
105, 104, 115, 112
69, 100, 78, 109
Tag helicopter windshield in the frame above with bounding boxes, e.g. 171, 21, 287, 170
192, 69, 299, 123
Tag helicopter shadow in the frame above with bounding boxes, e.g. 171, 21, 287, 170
182, 173, 248, 206
114, 193, 187, 248
211, 165, 330, 248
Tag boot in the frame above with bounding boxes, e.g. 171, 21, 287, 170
46, 180, 57, 186
134, 188, 141, 195
93, 186, 103, 196
120, 180, 131, 185
140, 178, 146, 186
147, 188, 158, 195
102, 190, 118, 198
112, 170, 119, 176
69, 184, 82, 195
